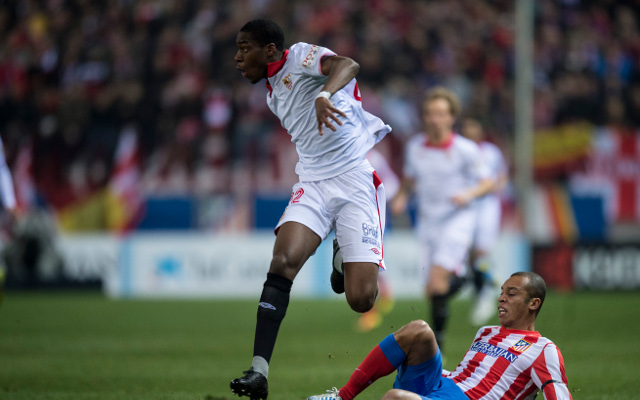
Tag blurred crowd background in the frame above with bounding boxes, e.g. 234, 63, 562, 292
1, 0, 640, 236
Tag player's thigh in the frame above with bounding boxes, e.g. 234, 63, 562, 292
393, 348, 444, 397
332, 169, 384, 266
426, 265, 451, 296
275, 181, 333, 240
429, 212, 475, 276
272, 222, 322, 278
416, 230, 433, 285
343, 261, 379, 296
272, 183, 330, 278
473, 199, 501, 253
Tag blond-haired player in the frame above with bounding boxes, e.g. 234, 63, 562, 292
392, 87, 494, 353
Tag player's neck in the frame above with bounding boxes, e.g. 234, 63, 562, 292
426, 131, 453, 146
504, 320, 535, 332
267, 50, 285, 64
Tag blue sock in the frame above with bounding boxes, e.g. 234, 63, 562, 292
378, 334, 406, 368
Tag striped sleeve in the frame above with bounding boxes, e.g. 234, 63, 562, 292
530, 344, 572, 400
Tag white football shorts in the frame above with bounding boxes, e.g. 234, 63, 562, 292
275, 163, 386, 268
416, 207, 475, 282
472, 195, 502, 253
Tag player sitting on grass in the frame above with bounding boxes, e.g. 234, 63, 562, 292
306, 271, 572, 400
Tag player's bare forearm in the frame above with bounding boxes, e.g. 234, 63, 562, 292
315, 56, 358, 135
452, 178, 495, 206
320, 56, 360, 93
494, 173, 508, 193
475, 178, 496, 198
391, 178, 415, 215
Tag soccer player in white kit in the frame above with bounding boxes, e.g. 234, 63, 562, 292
461, 118, 509, 326
392, 87, 494, 353
230, 19, 391, 400
356, 149, 401, 332
307, 271, 573, 400
0, 136, 17, 295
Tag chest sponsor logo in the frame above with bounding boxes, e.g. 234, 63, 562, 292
470, 341, 518, 363
302, 45, 319, 68
282, 73, 293, 90
511, 339, 533, 353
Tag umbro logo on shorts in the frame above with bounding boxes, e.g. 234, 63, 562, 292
371, 248, 380, 255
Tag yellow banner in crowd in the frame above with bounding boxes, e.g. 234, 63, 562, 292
533, 122, 593, 172
56, 188, 137, 232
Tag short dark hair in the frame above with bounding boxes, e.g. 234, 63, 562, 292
240, 19, 285, 51
511, 271, 546, 316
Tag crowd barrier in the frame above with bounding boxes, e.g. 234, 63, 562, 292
54, 230, 528, 298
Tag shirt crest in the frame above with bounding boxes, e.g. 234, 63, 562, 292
511, 339, 533, 353
282, 74, 293, 90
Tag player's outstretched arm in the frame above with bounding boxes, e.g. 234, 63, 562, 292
391, 178, 415, 216
451, 177, 495, 207
315, 56, 359, 135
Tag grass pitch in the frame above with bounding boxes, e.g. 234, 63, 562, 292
0, 290, 639, 399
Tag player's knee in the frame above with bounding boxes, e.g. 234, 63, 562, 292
397, 320, 434, 345
347, 292, 376, 313
426, 279, 450, 297
381, 389, 411, 400
412, 320, 435, 344
269, 253, 299, 277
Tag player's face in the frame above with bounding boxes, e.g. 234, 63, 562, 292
497, 275, 539, 330
462, 120, 483, 143
424, 98, 455, 139
235, 32, 269, 84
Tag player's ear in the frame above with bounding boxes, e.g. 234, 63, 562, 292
529, 297, 541, 312
265, 43, 277, 57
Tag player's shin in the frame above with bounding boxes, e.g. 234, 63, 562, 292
252, 272, 293, 378
431, 294, 449, 352
339, 334, 404, 400
472, 256, 495, 293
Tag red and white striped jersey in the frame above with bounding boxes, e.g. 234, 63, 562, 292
444, 326, 572, 400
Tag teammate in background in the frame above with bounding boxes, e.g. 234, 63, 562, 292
460, 118, 509, 326
307, 272, 573, 400
231, 19, 391, 400
391, 87, 494, 354
0, 136, 17, 301
0, 138, 17, 220
356, 149, 400, 331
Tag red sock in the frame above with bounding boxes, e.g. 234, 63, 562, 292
338, 345, 396, 400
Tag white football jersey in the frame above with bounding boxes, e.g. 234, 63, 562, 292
478, 141, 507, 201
479, 141, 506, 184
445, 326, 572, 400
404, 133, 490, 222
0, 138, 16, 210
265, 42, 391, 182
472, 141, 507, 251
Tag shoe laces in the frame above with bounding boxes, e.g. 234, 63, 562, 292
327, 388, 341, 399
